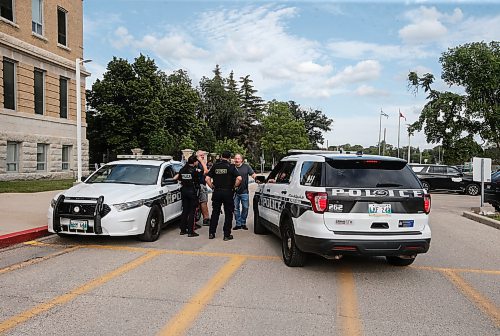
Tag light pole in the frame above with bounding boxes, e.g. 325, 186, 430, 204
406, 124, 411, 163
76, 58, 91, 182
378, 109, 388, 155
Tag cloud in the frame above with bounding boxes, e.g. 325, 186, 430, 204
398, 6, 464, 45
354, 85, 389, 97
327, 40, 430, 60
327, 60, 381, 87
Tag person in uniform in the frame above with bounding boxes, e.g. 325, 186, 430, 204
205, 151, 242, 241
174, 155, 201, 237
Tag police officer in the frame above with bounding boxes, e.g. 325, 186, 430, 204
205, 151, 242, 241
174, 155, 201, 237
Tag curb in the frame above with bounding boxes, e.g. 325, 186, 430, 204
463, 211, 500, 230
0, 226, 51, 249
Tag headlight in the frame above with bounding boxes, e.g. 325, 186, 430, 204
50, 199, 56, 208
113, 200, 145, 212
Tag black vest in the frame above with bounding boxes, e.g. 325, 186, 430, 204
211, 161, 235, 190
179, 165, 199, 190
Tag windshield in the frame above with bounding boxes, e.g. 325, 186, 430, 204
325, 159, 422, 189
86, 164, 160, 185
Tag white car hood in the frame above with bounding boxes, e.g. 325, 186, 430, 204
61, 183, 155, 204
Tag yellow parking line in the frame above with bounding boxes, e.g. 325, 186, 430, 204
0, 251, 161, 334
0, 246, 80, 275
412, 265, 500, 275
337, 266, 363, 336
441, 270, 500, 328
157, 256, 246, 336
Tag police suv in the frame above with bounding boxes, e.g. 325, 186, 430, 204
253, 150, 431, 267
48, 156, 183, 242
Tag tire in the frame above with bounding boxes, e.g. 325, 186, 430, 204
137, 206, 162, 242
386, 256, 416, 266
253, 206, 268, 235
421, 181, 430, 191
465, 183, 480, 196
281, 219, 306, 267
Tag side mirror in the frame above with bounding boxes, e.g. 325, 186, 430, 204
255, 175, 266, 184
162, 178, 178, 186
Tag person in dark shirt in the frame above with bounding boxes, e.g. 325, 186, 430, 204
205, 151, 242, 241
174, 155, 201, 237
233, 153, 257, 230
196, 150, 210, 226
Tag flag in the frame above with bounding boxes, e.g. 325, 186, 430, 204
399, 111, 406, 120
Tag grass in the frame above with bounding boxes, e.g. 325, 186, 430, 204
486, 214, 500, 221
0, 179, 74, 193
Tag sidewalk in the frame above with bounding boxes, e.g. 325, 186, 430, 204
0, 190, 60, 247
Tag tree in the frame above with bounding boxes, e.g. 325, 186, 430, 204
408, 41, 500, 162
261, 101, 310, 160
214, 138, 247, 158
288, 101, 333, 148
239, 74, 264, 162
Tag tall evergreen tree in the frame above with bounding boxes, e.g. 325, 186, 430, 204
288, 101, 333, 148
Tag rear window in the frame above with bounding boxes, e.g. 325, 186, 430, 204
325, 159, 421, 189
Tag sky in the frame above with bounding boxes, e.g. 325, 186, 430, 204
82, 0, 500, 150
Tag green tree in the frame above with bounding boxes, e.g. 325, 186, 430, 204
214, 138, 247, 158
408, 41, 500, 161
261, 101, 310, 159
288, 101, 333, 148
239, 74, 264, 162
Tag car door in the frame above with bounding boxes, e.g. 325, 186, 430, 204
160, 165, 182, 222
258, 161, 285, 224
446, 166, 463, 190
428, 166, 447, 189
267, 161, 297, 225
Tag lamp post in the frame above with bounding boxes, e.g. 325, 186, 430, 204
406, 124, 412, 163
378, 109, 388, 155
76, 58, 91, 182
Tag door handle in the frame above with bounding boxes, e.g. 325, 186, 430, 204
281, 190, 287, 194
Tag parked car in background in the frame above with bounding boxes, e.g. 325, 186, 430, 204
410, 164, 481, 196
485, 171, 500, 212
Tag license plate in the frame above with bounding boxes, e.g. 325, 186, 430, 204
69, 220, 88, 230
368, 204, 392, 215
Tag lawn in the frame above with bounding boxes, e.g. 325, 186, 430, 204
0, 179, 74, 193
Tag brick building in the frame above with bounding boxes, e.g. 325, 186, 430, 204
0, 0, 89, 181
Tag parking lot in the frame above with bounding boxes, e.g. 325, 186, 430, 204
0, 192, 499, 336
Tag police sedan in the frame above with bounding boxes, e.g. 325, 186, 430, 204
48, 156, 183, 242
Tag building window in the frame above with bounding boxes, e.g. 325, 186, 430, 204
36, 143, 47, 171
2, 59, 16, 110
62, 145, 71, 170
32, 0, 43, 35
34, 68, 44, 115
57, 7, 66, 45
59, 77, 68, 118
6, 141, 18, 172
0, 0, 13, 21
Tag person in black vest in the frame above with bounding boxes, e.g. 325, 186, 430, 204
174, 155, 201, 237
205, 151, 242, 241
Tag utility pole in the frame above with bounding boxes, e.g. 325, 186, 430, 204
382, 127, 387, 156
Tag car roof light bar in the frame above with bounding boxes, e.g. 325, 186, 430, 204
117, 155, 173, 161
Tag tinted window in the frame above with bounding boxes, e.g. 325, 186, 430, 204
300, 161, 322, 186
86, 164, 160, 185
429, 166, 446, 174
325, 159, 421, 188
162, 166, 175, 179
275, 161, 296, 184
267, 161, 285, 181
34, 69, 44, 115
410, 165, 425, 173
447, 167, 460, 175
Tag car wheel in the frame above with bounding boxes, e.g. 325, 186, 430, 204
465, 183, 480, 196
281, 219, 306, 267
253, 205, 268, 235
421, 181, 430, 191
386, 256, 416, 266
138, 206, 162, 242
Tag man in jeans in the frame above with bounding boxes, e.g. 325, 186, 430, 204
233, 153, 257, 230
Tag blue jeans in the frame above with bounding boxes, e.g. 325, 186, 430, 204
234, 193, 249, 227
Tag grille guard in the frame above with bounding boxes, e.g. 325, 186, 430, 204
53, 195, 106, 234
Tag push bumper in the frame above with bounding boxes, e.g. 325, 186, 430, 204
295, 235, 431, 257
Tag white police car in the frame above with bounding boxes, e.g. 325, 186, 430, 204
254, 150, 431, 267
48, 156, 183, 242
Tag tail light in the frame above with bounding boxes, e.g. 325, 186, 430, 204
424, 194, 431, 214
305, 191, 328, 213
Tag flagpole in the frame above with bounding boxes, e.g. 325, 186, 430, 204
397, 109, 401, 158
378, 108, 382, 155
